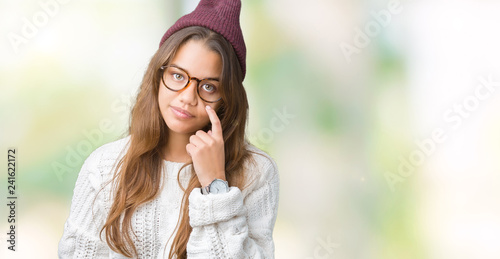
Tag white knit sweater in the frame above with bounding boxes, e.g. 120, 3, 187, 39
58, 136, 279, 259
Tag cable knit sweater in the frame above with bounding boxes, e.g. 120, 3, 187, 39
58, 136, 279, 258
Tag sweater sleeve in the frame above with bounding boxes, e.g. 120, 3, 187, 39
187, 155, 280, 258
58, 150, 111, 258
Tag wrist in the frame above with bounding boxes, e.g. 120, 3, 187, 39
200, 172, 226, 187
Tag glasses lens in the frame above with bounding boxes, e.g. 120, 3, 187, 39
198, 80, 221, 102
163, 67, 188, 90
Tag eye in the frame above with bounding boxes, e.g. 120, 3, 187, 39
201, 83, 217, 93
173, 73, 184, 81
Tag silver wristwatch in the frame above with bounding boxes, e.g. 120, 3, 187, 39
201, 179, 229, 195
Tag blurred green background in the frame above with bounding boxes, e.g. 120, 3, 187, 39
2, 0, 500, 258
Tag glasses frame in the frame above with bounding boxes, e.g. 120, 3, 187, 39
159, 65, 222, 103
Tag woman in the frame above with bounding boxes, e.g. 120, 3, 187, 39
58, 0, 279, 258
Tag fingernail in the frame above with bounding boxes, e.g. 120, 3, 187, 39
206, 105, 211, 110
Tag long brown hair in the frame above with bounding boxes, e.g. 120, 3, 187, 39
98, 26, 253, 258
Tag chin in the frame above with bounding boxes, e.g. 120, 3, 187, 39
164, 120, 194, 134
164, 117, 208, 135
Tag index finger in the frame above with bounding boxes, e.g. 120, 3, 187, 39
205, 105, 222, 138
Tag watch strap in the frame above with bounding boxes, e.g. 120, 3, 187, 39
201, 185, 210, 195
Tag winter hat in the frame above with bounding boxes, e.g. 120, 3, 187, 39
159, 0, 247, 79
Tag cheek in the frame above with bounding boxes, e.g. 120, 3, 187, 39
199, 113, 210, 124
158, 85, 173, 106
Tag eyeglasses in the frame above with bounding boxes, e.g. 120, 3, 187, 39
159, 65, 222, 103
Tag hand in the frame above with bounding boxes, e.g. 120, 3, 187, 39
186, 105, 226, 187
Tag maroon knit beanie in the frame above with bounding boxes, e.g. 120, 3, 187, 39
159, 0, 247, 79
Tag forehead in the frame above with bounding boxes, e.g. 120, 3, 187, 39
170, 40, 222, 78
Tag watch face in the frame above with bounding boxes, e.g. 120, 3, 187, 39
210, 180, 228, 194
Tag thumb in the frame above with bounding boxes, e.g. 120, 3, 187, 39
208, 130, 212, 136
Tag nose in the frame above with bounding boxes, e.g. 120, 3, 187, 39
178, 80, 199, 105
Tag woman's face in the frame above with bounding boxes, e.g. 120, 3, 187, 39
158, 39, 223, 136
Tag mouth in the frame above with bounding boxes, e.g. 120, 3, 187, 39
170, 106, 194, 119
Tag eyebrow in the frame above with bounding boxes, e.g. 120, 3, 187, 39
170, 64, 220, 81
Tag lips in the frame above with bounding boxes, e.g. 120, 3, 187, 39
170, 106, 194, 118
